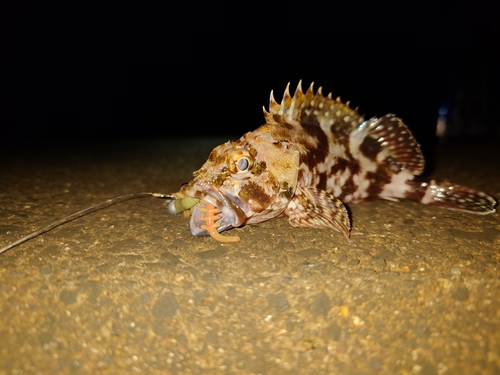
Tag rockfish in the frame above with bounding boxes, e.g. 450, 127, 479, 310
169, 81, 497, 242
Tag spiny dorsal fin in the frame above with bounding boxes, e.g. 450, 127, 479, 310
358, 114, 425, 175
263, 81, 424, 174
263, 81, 364, 136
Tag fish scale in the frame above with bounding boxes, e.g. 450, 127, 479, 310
175, 80, 497, 242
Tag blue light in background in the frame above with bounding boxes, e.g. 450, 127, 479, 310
438, 106, 448, 116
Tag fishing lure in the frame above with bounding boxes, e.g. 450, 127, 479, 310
196, 200, 241, 243
166, 192, 240, 242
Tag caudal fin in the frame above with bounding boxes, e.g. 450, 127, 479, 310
407, 178, 497, 215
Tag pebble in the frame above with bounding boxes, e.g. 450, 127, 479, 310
347, 259, 360, 267
371, 257, 386, 271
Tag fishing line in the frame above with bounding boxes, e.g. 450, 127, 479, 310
0, 192, 174, 255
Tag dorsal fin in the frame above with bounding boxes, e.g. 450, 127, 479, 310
358, 114, 425, 175
262, 81, 425, 175
263, 81, 364, 136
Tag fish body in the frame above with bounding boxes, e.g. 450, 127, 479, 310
176, 81, 497, 240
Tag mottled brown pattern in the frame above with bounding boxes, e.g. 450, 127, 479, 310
297, 169, 304, 182
386, 157, 404, 173
251, 161, 266, 176
259, 123, 295, 143
327, 102, 363, 136
348, 159, 361, 175
279, 181, 295, 200
330, 157, 361, 176
330, 157, 350, 175
359, 135, 382, 162
366, 169, 391, 199
329, 156, 361, 199
300, 120, 329, 170
271, 116, 295, 130
245, 144, 258, 159
212, 171, 228, 187
338, 175, 358, 199
317, 172, 327, 191
240, 181, 273, 212
404, 178, 427, 201
368, 115, 425, 175
286, 187, 351, 240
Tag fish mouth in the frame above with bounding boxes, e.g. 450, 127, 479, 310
189, 187, 247, 237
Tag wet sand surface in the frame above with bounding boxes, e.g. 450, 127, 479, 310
1, 137, 499, 374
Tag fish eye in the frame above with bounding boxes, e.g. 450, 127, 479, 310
237, 157, 250, 171
228, 151, 253, 174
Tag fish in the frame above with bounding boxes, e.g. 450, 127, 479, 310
169, 81, 497, 242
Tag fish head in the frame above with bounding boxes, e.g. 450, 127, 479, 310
180, 132, 300, 236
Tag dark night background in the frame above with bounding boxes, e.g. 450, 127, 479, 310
2, 2, 499, 147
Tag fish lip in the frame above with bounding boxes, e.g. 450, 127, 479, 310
188, 185, 247, 237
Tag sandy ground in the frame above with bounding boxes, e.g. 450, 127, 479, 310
0, 137, 499, 375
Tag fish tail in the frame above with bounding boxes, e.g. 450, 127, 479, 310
405, 177, 497, 215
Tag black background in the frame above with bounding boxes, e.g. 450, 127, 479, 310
2, 2, 499, 145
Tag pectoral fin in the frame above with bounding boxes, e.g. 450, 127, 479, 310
285, 187, 351, 241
